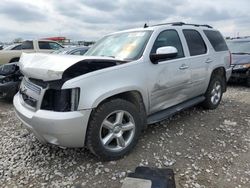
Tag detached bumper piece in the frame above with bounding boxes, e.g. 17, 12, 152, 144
122, 167, 176, 188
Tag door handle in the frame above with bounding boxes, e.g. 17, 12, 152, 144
179, 64, 189, 70
205, 58, 213, 64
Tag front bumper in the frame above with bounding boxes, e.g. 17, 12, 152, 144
13, 93, 92, 148
0, 81, 19, 99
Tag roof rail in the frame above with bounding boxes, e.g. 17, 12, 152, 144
152, 22, 185, 27
144, 22, 213, 29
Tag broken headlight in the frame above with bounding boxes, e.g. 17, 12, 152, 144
41, 88, 80, 112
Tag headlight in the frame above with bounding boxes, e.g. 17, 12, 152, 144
41, 88, 80, 112
233, 63, 250, 70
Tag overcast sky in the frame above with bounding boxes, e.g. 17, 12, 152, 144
0, 0, 249, 42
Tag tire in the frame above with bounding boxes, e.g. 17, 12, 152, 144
201, 75, 224, 109
86, 98, 143, 161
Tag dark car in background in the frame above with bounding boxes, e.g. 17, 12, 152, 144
0, 63, 22, 100
227, 37, 250, 86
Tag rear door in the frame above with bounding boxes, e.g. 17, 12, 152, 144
182, 29, 210, 97
148, 29, 192, 113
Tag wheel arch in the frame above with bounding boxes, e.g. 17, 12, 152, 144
93, 90, 147, 127
210, 66, 227, 92
9, 57, 20, 63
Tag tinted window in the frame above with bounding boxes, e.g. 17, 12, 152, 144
21, 41, 34, 50
151, 30, 184, 58
204, 30, 228, 52
183, 30, 207, 56
39, 41, 62, 50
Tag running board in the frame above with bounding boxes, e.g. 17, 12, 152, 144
147, 96, 205, 124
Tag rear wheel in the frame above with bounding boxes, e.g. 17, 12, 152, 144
86, 98, 142, 161
202, 75, 224, 109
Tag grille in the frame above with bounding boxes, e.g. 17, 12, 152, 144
23, 78, 41, 95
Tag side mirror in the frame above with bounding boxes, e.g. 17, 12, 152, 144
150, 46, 178, 64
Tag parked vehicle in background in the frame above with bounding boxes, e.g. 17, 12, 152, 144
3, 43, 22, 50
52, 46, 89, 55
227, 37, 250, 86
0, 46, 88, 100
14, 22, 231, 160
0, 40, 64, 65
0, 63, 22, 100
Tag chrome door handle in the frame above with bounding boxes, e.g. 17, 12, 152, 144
205, 58, 213, 64
179, 64, 189, 70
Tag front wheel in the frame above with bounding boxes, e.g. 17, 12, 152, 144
201, 75, 224, 109
86, 99, 142, 161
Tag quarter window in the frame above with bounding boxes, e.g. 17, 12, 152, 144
151, 30, 184, 59
204, 30, 228, 52
183, 30, 207, 56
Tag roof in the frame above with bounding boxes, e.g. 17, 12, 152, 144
110, 22, 216, 36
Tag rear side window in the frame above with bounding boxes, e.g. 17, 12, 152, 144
21, 41, 34, 50
204, 30, 228, 52
39, 41, 62, 50
183, 30, 207, 56
151, 30, 184, 58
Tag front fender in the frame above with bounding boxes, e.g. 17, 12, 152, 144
62, 61, 149, 112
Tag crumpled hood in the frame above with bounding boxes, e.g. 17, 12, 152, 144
232, 54, 250, 65
19, 53, 119, 81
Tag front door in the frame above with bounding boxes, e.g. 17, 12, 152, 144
148, 30, 191, 114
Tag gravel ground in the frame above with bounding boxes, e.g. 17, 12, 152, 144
0, 85, 250, 188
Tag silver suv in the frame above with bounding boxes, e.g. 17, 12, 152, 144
14, 22, 232, 160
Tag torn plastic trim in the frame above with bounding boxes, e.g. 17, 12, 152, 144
62, 59, 127, 81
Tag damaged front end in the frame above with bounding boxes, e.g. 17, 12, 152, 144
18, 53, 125, 111
0, 63, 22, 99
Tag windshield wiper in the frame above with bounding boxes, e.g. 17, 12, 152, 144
232, 52, 250, 55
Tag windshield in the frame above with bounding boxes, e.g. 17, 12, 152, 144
3, 44, 20, 50
85, 31, 152, 60
227, 41, 250, 54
